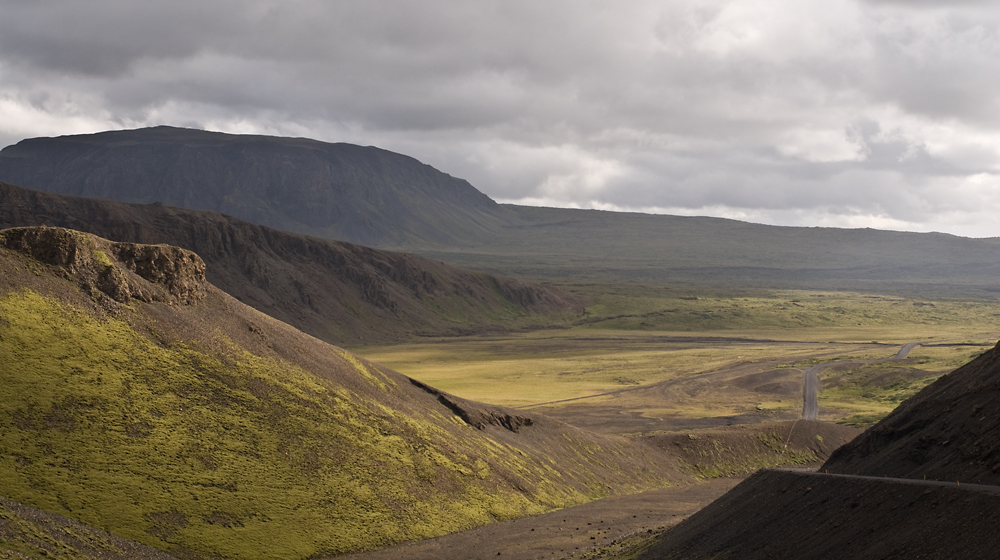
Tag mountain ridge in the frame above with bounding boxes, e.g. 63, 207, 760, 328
0, 126, 508, 248
0, 181, 583, 346
4, 126, 1000, 294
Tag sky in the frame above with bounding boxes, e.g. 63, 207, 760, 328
2, 1, 999, 237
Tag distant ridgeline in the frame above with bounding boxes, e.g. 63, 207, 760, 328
0, 126, 506, 248
0, 181, 584, 346
3, 127, 1000, 293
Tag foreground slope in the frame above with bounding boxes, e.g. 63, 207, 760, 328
822, 341, 1000, 483
4, 127, 1000, 293
0, 182, 583, 346
0, 226, 675, 559
630, 343, 1000, 560
636, 469, 1000, 560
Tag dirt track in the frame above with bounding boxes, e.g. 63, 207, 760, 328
334, 478, 743, 560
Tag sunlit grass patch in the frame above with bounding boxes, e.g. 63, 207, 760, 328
817, 343, 991, 427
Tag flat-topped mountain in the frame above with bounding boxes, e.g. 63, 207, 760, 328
0, 126, 508, 248
0, 226, 677, 559
0, 182, 583, 346
3, 127, 1000, 294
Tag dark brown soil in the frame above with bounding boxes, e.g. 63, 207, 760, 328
334, 478, 743, 560
637, 469, 1000, 560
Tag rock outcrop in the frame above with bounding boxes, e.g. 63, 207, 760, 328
0, 226, 207, 306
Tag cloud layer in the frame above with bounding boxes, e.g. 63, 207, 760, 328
2, 0, 999, 236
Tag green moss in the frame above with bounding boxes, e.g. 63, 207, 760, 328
91, 250, 113, 269
2, 289, 646, 559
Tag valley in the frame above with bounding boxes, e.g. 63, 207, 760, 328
354, 288, 996, 432
3, 127, 1000, 559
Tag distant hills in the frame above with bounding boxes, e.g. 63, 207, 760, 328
0, 182, 583, 346
0, 226, 676, 559
3, 126, 1000, 294
0, 126, 507, 249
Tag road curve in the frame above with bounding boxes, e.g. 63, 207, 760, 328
801, 341, 927, 421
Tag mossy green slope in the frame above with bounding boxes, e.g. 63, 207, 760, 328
0, 496, 178, 560
0, 227, 674, 559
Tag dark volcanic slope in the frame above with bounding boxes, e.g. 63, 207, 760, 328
823, 341, 1000, 484
638, 469, 1000, 560
0, 126, 509, 248
633, 343, 1000, 560
0, 182, 582, 345
5, 127, 1000, 293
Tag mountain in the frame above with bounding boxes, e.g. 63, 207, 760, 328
4, 127, 1000, 294
0, 182, 584, 346
0, 226, 678, 559
627, 343, 1000, 560
0, 126, 509, 248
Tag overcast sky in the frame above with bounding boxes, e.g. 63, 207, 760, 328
2, 1, 999, 237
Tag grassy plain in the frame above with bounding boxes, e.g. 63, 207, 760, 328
354, 287, 999, 429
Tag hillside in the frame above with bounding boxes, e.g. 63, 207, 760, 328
0, 226, 677, 559
620, 342, 1000, 559
822, 342, 1000, 484
634, 469, 1000, 560
0, 496, 178, 560
0, 182, 584, 346
4, 127, 1000, 294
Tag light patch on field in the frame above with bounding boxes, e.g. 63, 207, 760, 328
356, 288, 998, 427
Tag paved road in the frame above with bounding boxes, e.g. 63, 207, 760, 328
893, 341, 921, 360
801, 365, 824, 421
800, 340, 942, 420
801, 341, 927, 420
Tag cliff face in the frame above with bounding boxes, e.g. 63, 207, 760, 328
0, 182, 584, 345
1, 226, 207, 306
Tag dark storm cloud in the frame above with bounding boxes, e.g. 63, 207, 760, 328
1, 0, 998, 236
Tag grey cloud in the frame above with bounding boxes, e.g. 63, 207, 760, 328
1, 0, 999, 236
